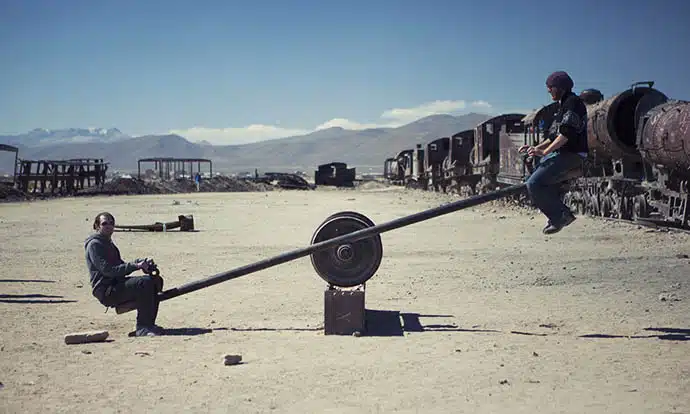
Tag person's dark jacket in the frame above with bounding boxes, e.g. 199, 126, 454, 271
84, 234, 139, 300
554, 91, 589, 154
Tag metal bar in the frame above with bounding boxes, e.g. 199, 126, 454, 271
157, 183, 527, 301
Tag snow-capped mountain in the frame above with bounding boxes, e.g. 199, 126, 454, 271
1, 127, 130, 147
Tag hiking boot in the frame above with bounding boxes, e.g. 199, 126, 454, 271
543, 212, 576, 235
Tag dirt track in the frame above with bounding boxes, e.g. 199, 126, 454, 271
0, 184, 688, 413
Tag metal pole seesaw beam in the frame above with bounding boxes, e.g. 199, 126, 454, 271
148, 183, 527, 305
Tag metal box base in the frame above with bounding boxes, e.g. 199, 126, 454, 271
324, 285, 365, 335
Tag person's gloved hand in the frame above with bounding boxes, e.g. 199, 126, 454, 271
135, 258, 151, 272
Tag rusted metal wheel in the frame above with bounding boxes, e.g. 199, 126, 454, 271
310, 211, 383, 287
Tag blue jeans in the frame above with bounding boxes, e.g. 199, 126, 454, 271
525, 152, 583, 226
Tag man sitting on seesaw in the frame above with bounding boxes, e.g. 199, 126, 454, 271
84, 212, 165, 337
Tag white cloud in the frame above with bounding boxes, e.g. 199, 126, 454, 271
168, 125, 311, 146
168, 99, 494, 146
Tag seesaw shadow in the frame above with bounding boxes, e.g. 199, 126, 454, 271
126, 327, 217, 337
0, 293, 78, 304
364, 310, 500, 337
0, 279, 55, 283
194, 311, 690, 342
224, 311, 496, 337
579, 327, 690, 341
0, 294, 64, 298
0, 293, 78, 305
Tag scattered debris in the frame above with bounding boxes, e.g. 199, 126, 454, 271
135, 352, 151, 357
223, 354, 242, 366
83, 175, 274, 196
659, 292, 681, 302
114, 214, 195, 232
252, 172, 315, 190
64, 330, 109, 345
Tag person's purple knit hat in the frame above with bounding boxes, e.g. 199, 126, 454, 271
546, 71, 574, 91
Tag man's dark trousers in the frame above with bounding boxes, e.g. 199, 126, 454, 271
100, 275, 160, 328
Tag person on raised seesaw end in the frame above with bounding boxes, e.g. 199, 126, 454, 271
519, 71, 588, 235
84, 212, 165, 337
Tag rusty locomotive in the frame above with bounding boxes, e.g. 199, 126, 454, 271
383, 81, 690, 229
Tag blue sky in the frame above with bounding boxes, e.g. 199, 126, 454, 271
1, 0, 689, 144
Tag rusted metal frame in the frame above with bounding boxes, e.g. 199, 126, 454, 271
114, 214, 195, 232
137, 158, 213, 180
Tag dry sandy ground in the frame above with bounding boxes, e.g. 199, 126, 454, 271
0, 183, 688, 413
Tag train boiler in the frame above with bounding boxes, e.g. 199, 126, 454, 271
563, 82, 670, 219
635, 99, 690, 226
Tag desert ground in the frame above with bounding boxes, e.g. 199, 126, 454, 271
0, 182, 688, 413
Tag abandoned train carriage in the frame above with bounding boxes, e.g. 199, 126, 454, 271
386, 149, 413, 185
442, 129, 480, 195
424, 137, 450, 191
472, 113, 526, 192
314, 162, 356, 187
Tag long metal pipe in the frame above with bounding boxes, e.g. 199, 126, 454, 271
157, 183, 527, 301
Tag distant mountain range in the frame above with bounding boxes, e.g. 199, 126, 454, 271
0, 113, 493, 175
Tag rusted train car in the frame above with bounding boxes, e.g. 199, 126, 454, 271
424, 137, 450, 191
314, 162, 356, 187
561, 81, 690, 228
441, 129, 479, 195
470, 113, 526, 193
382, 79, 690, 229
385, 149, 413, 185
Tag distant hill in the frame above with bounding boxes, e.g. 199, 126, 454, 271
0, 113, 493, 175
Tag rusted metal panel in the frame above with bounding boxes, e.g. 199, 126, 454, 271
15, 158, 108, 194
315, 162, 355, 187
424, 137, 450, 167
425, 137, 450, 188
638, 100, 690, 172
138, 157, 213, 180
586, 82, 668, 161
445, 129, 474, 174
498, 116, 529, 181
473, 113, 526, 173
397, 149, 413, 179
324, 286, 365, 335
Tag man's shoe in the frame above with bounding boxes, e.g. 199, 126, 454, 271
134, 326, 159, 337
543, 213, 576, 235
